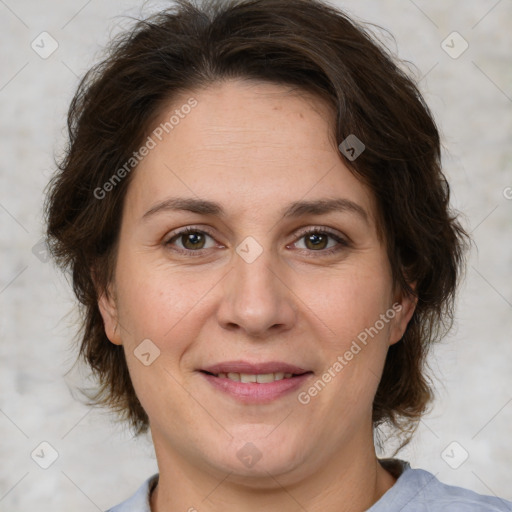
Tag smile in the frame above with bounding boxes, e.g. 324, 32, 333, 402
206, 371, 296, 382
199, 370, 314, 403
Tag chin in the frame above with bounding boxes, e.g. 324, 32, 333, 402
219, 453, 306, 487
211, 432, 307, 478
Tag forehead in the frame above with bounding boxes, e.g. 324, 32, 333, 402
125, 79, 377, 226
157, 79, 337, 153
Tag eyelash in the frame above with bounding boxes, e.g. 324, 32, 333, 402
164, 225, 350, 257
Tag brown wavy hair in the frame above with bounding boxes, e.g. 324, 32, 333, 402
44, 0, 469, 452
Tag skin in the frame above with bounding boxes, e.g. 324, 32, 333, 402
98, 79, 416, 512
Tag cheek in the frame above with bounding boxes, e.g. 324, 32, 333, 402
113, 260, 206, 416
301, 264, 395, 407
303, 264, 394, 346
114, 252, 208, 341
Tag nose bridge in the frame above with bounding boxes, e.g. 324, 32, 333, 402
217, 237, 295, 336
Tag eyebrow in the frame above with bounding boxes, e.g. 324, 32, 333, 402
142, 197, 369, 224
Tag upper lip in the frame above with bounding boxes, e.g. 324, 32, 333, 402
200, 360, 311, 375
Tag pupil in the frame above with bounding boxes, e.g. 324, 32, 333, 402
184, 232, 203, 249
307, 233, 326, 250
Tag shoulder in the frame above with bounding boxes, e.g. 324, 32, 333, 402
105, 473, 159, 512
369, 459, 512, 511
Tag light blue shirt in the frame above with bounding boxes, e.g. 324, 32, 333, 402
105, 458, 512, 511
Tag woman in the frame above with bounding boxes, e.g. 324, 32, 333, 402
44, 0, 512, 510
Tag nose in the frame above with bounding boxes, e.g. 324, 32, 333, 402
216, 244, 297, 338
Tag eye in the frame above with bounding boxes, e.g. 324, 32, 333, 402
164, 227, 218, 254
291, 227, 349, 255
164, 226, 349, 257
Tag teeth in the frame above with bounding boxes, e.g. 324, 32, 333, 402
256, 373, 275, 383
215, 372, 295, 382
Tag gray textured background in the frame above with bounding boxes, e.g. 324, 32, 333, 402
1, 0, 511, 510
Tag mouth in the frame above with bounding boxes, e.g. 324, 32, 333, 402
199, 370, 312, 383
197, 361, 314, 403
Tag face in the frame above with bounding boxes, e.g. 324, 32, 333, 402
98, 79, 415, 484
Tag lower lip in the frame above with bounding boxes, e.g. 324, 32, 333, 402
199, 372, 313, 404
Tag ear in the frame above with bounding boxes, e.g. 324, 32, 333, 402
93, 268, 122, 346
388, 284, 417, 346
